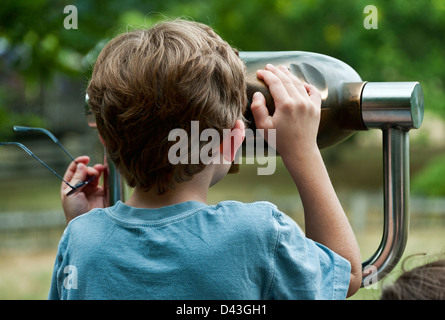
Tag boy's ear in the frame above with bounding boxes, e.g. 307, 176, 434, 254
220, 120, 245, 163
98, 134, 106, 147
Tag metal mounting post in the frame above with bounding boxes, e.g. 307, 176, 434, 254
362, 127, 410, 285
360, 82, 423, 286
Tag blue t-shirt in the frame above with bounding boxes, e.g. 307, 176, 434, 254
48, 200, 351, 300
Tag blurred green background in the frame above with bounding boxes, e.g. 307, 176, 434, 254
0, 0, 444, 300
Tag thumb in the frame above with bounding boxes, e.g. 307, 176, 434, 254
250, 92, 272, 130
71, 163, 88, 187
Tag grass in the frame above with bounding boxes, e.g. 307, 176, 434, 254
0, 249, 55, 299
0, 178, 61, 212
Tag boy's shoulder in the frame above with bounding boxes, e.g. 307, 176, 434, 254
62, 207, 109, 238
213, 200, 281, 218
68, 207, 106, 225
219, 199, 289, 214
215, 200, 278, 210
211, 200, 294, 227
56, 207, 107, 252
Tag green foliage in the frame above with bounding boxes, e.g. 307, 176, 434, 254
1, 0, 444, 192
3, 0, 443, 114
412, 154, 445, 196
0, 0, 159, 78
0, 87, 45, 140
0, 105, 45, 140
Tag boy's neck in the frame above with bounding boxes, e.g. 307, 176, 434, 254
125, 181, 209, 209
124, 163, 227, 209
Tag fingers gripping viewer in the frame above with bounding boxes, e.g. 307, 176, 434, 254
49, 19, 361, 300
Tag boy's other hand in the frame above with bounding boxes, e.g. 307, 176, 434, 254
61, 156, 106, 224
250, 64, 322, 159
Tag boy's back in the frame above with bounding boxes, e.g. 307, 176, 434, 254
49, 200, 350, 299
53, 19, 362, 300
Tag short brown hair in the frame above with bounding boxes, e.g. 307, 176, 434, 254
87, 19, 247, 193
381, 254, 445, 300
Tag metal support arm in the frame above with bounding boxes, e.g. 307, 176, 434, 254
362, 127, 410, 286
360, 81, 423, 286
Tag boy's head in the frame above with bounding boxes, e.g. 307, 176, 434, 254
87, 19, 247, 194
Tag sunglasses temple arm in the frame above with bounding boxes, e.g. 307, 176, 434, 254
0, 142, 76, 190
13, 126, 77, 163
55, 141, 77, 163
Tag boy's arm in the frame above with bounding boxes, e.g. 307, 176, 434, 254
250, 64, 362, 297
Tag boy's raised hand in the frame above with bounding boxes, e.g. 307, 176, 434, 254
250, 64, 322, 158
61, 156, 106, 223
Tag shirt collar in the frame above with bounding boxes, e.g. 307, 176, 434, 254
106, 200, 208, 226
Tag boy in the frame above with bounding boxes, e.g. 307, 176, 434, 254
49, 19, 361, 299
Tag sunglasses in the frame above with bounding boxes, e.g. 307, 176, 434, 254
0, 126, 95, 196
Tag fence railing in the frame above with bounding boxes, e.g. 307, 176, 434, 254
1, 192, 444, 233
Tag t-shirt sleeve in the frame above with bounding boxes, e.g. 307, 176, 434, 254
267, 210, 351, 300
